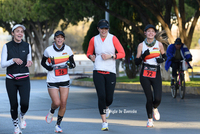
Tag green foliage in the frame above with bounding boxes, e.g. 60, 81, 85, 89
0, 0, 28, 23
82, 13, 104, 54
77, 76, 200, 87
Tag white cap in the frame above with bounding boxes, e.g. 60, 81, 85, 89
12, 24, 26, 32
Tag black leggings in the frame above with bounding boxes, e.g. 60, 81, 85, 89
171, 62, 181, 78
93, 70, 116, 115
140, 64, 162, 118
6, 78, 30, 120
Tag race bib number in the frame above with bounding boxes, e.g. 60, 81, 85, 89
54, 66, 68, 76
143, 65, 157, 78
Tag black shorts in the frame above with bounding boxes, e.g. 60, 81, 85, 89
47, 81, 70, 89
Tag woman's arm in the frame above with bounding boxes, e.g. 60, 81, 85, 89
113, 36, 125, 59
87, 37, 96, 62
1, 44, 15, 68
26, 44, 33, 67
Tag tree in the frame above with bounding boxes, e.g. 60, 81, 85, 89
0, 0, 64, 72
90, 0, 200, 48
0, 0, 94, 73
88, 0, 199, 80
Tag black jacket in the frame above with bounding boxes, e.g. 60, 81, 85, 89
6, 40, 29, 74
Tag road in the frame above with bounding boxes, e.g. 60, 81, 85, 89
0, 77, 200, 134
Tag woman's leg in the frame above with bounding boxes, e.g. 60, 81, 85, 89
151, 70, 162, 108
105, 73, 116, 108
57, 87, 69, 116
6, 78, 18, 120
52, 86, 70, 127
18, 78, 30, 114
140, 65, 154, 119
93, 71, 107, 122
140, 76, 153, 119
48, 88, 61, 110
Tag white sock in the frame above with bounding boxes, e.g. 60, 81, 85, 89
13, 118, 19, 127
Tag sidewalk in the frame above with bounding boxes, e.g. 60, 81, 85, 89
71, 80, 200, 96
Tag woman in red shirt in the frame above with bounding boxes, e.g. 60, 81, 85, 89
87, 19, 125, 131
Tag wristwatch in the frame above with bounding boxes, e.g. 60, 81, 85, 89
89, 55, 92, 59
111, 55, 114, 59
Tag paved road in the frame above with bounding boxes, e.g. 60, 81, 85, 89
0, 77, 200, 134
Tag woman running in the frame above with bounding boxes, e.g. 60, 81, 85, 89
1, 24, 33, 134
135, 24, 167, 127
87, 19, 125, 131
41, 31, 76, 133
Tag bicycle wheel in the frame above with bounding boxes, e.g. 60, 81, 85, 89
171, 85, 177, 98
179, 73, 185, 99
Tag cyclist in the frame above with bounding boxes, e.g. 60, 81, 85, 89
165, 38, 192, 86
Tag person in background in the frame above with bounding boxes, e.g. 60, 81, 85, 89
165, 38, 192, 85
135, 24, 167, 127
1, 24, 33, 134
87, 19, 125, 131
41, 31, 76, 133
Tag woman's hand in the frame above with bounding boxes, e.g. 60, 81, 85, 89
25, 61, 33, 67
101, 54, 112, 60
13, 58, 23, 65
89, 55, 96, 62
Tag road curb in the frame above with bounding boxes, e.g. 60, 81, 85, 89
71, 80, 200, 95
30, 76, 47, 80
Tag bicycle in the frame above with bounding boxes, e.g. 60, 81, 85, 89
171, 60, 186, 99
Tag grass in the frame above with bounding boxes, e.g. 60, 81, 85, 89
76, 76, 200, 87
73, 67, 200, 87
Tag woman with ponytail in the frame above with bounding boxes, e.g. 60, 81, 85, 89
135, 24, 167, 128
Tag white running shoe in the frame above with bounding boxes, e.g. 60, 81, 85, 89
101, 122, 108, 131
147, 119, 154, 128
106, 108, 110, 118
153, 108, 160, 120
55, 125, 63, 133
14, 125, 22, 134
19, 115, 26, 129
45, 110, 54, 124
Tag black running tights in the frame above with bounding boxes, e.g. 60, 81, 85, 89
93, 71, 116, 115
6, 78, 30, 120
140, 65, 162, 119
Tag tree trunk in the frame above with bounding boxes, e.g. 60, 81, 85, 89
25, 22, 56, 74
124, 60, 137, 79
116, 59, 120, 77
185, 71, 190, 82
160, 63, 171, 80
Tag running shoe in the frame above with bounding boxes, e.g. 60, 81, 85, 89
106, 108, 110, 118
45, 110, 54, 124
19, 115, 26, 129
147, 119, 154, 128
14, 125, 22, 134
101, 122, 108, 131
55, 125, 63, 133
153, 108, 160, 120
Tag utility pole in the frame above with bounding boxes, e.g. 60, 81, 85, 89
105, 1, 109, 23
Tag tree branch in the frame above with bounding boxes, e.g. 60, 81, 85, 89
187, 6, 200, 48
138, 0, 174, 43
164, 0, 173, 29
91, 0, 145, 38
179, 0, 186, 40
123, 0, 154, 25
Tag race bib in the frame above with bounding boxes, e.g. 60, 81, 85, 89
143, 65, 157, 78
54, 66, 68, 76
